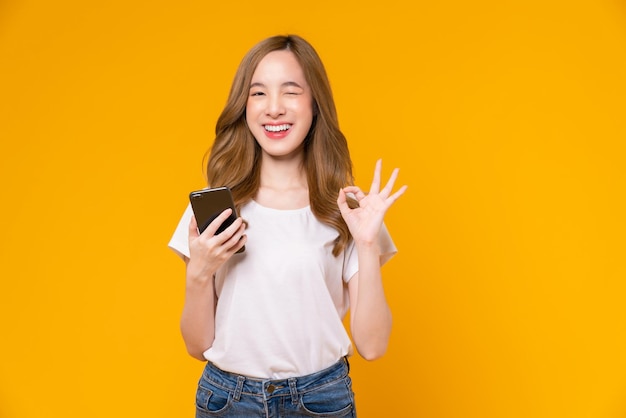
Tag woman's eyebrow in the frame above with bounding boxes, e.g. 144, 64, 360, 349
282, 81, 304, 89
249, 81, 304, 89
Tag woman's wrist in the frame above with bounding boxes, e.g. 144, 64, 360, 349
354, 239, 381, 255
186, 270, 216, 290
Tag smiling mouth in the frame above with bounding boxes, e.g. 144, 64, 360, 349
264, 124, 292, 132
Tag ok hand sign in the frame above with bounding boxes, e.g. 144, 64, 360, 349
337, 159, 407, 246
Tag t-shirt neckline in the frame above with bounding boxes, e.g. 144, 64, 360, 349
249, 199, 311, 213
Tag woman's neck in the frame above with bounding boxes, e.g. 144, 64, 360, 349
256, 156, 309, 209
259, 154, 307, 188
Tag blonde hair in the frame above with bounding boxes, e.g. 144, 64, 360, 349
205, 34, 356, 256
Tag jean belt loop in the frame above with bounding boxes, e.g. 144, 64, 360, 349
344, 356, 350, 373
233, 375, 245, 402
288, 378, 298, 405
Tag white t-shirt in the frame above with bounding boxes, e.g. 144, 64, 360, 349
168, 199, 397, 379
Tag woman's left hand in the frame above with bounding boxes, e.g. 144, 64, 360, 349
337, 159, 407, 246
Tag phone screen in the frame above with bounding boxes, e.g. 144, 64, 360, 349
189, 187, 245, 253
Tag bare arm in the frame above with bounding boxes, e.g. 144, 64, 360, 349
338, 159, 407, 360
180, 209, 247, 360
347, 247, 392, 360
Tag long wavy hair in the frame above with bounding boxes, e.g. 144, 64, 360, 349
205, 34, 356, 256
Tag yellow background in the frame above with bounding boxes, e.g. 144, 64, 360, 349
1, 1, 625, 417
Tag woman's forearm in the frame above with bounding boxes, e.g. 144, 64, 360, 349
350, 242, 393, 361
180, 278, 216, 361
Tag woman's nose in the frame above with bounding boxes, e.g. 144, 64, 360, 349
266, 95, 285, 118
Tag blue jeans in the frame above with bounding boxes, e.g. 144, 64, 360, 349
195, 357, 357, 417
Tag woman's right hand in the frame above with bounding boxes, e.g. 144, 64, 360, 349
186, 208, 247, 286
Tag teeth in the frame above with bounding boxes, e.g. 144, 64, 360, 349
264, 124, 291, 132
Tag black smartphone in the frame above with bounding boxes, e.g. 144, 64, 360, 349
189, 186, 245, 253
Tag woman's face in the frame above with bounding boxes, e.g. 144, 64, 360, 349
246, 50, 314, 161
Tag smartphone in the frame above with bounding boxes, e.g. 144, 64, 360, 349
189, 186, 245, 253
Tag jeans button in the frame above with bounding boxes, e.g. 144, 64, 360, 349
267, 384, 276, 394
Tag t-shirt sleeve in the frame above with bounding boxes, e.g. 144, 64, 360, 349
342, 223, 398, 282
168, 203, 194, 261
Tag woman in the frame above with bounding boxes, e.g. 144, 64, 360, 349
169, 34, 407, 417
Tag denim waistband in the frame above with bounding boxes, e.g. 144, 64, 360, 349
201, 357, 350, 402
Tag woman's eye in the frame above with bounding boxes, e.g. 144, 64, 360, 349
250, 91, 264, 96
